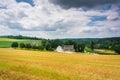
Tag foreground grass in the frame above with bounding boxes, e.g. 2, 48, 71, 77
0, 48, 120, 80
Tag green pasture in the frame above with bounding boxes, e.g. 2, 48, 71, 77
0, 38, 41, 48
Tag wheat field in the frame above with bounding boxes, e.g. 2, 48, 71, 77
0, 48, 120, 80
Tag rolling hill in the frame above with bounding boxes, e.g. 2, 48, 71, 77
0, 38, 41, 48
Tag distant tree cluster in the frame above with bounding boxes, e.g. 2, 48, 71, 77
11, 40, 86, 52
11, 41, 46, 51
94, 37, 120, 54
1, 35, 42, 40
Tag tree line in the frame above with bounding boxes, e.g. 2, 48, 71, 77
11, 37, 120, 54
11, 39, 89, 52
1, 35, 42, 40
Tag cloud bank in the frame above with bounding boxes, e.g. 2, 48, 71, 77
50, 0, 120, 9
0, 0, 120, 39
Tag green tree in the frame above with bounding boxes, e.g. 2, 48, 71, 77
114, 45, 120, 54
45, 42, 51, 51
20, 43, 25, 48
76, 43, 85, 52
90, 41, 94, 51
64, 40, 75, 45
50, 39, 63, 49
11, 42, 18, 48
84, 47, 93, 53
25, 43, 31, 49
73, 42, 78, 52
31, 46, 37, 49
38, 45, 44, 50
41, 39, 48, 47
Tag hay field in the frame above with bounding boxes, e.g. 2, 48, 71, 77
0, 48, 120, 80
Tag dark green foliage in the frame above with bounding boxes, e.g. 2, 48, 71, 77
90, 41, 94, 51
95, 37, 120, 49
45, 42, 51, 51
38, 46, 44, 50
41, 39, 61, 51
0, 35, 42, 40
11, 42, 18, 48
64, 40, 75, 45
41, 39, 48, 47
113, 45, 120, 54
20, 43, 25, 48
50, 39, 63, 49
79, 43, 85, 52
74, 43, 85, 52
25, 43, 31, 49
32, 46, 39, 49
73, 42, 78, 52
62, 37, 120, 50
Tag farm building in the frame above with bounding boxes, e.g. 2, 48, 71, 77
56, 45, 75, 53
55, 46, 63, 52
30, 41, 39, 46
63, 45, 75, 52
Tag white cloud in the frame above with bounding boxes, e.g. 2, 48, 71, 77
0, 0, 120, 38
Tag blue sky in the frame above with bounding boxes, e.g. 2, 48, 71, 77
16, 0, 35, 6
0, 0, 120, 39
87, 16, 107, 26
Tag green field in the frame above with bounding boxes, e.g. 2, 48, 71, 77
0, 38, 41, 48
0, 48, 120, 80
95, 49, 118, 55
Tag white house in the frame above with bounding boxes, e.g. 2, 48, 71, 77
55, 46, 64, 52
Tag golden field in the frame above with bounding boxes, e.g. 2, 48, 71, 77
0, 48, 120, 80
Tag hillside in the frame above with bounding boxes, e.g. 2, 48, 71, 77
0, 38, 41, 48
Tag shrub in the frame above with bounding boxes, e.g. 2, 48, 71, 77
11, 42, 18, 48
38, 46, 44, 50
32, 46, 39, 49
84, 47, 92, 53
20, 43, 25, 48
25, 43, 31, 49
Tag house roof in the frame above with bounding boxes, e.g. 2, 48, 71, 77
63, 45, 74, 49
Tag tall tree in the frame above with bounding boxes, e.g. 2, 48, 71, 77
90, 41, 94, 51
114, 45, 120, 54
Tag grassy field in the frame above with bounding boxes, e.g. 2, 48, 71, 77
0, 48, 120, 80
0, 38, 41, 48
94, 49, 118, 55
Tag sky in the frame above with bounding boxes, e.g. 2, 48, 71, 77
0, 0, 120, 39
